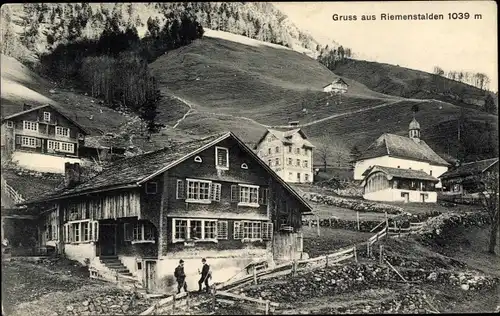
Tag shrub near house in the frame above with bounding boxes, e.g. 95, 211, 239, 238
20, 132, 313, 293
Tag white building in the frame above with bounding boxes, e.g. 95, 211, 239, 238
323, 78, 349, 94
354, 117, 450, 203
254, 125, 315, 183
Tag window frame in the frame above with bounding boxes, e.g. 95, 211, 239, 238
145, 182, 158, 194
20, 136, 36, 148
172, 218, 219, 243
215, 146, 229, 170
186, 178, 212, 204
23, 120, 38, 132
238, 184, 260, 207
60, 142, 74, 153
6, 121, 13, 128
55, 126, 70, 138
234, 220, 263, 241
64, 219, 98, 244
43, 112, 51, 122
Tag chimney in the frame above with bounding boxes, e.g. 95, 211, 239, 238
23, 103, 32, 111
65, 162, 82, 188
288, 121, 299, 128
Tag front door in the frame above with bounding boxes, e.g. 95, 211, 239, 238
145, 261, 157, 293
403, 193, 409, 203
99, 224, 116, 256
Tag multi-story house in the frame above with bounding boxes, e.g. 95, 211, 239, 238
20, 132, 313, 293
1, 104, 89, 173
323, 78, 349, 94
254, 125, 315, 183
354, 117, 450, 203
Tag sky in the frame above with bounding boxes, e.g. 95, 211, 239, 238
273, 1, 498, 92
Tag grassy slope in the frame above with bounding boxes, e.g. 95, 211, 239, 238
334, 58, 497, 108
1, 54, 128, 135
149, 32, 498, 164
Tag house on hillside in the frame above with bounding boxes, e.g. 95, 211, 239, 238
439, 158, 499, 196
323, 78, 349, 94
354, 117, 450, 203
1, 103, 89, 173
254, 123, 315, 183
19, 132, 313, 294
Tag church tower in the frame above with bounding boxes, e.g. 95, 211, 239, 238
409, 117, 421, 142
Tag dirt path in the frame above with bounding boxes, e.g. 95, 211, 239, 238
167, 93, 428, 130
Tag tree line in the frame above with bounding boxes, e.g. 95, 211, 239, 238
39, 11, 204, 136
433, 66, 491, 91
317, 45, 353, 70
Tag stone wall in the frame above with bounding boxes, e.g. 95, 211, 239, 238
61, 291, 149, 316
303, 192, 405, 215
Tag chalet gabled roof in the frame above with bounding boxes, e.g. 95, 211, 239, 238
361, 165, 439, 185
358, 133, 450, 166
20, 132, 314, 214
322, 78, 349, 88
254, 128, 315, 149
439, 158, 499, 180
1, 104, 90, 135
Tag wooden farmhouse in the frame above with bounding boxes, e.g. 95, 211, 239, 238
323, 78, 349, 94
1, 104, 89, 173
439, 158, 499, 196
354, 118, 450, 203
19, 132, 313, 293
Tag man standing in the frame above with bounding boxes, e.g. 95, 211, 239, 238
198, 258, 211, 293
174, 259, 187, 294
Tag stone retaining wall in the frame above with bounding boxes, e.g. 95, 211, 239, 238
303, 192, 405, 214
60, 291, 148, 316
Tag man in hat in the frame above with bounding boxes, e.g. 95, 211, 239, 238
174, 259, 187, 294
198, 258, 211, 293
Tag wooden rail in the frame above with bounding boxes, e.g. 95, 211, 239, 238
1, 176, 25, 204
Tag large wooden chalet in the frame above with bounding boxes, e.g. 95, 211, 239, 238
1, 103, 89, 173
20, 132, 313, 293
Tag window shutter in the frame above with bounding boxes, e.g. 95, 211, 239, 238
124, 223, 131, 241
176, 180, 185, 199
94, 221, 99, 241
217, 221, 228, 240
262, 222, 273, 240
259, 188, 268, 205
15, 136, 21, 145
230, 185, 238, 202
233, 221, 242, 239
36, 138, 42, 147
211, 183, 221, 202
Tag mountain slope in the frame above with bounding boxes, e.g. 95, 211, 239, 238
332, 59, 497, 110
148, 31, 498, 164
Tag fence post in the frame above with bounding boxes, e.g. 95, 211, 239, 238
253, 266, 258, 285
212, 286, 217, 311
309, 219, 312, 228
325, 254, 329, 267
329, 218, 332, 227
265, 300, 270, 315
292, 260, 297, 276
357, 211, 361, 231
316, 215, 320, 237
186, 292, 190, 310
379, 245, 384, 265
172, 293, 176, 314
367, 242, 370, 258
353, 246, 358, 263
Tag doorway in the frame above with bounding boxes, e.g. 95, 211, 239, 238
99, 224, 117, 256
144, 261, 157, 293
402, 193, 410, 203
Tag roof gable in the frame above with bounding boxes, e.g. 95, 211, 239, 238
2, 104, 90, 135
22, 132, 314, 213
254, 128, 315, 149
440, 158, 499, 179
362, 165, 439, 185
358, 133, 449, 166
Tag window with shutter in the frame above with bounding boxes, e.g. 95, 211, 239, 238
233, 221, 242, 239
92, 221, 99, 241
176, 180, 185, 199
211, 183, 221, 201
36, 138, 42, 147
15, 136, 21, 144
217, 221, 228, 239
259, 188, 269, 205
124, 223, 132, 241
262, 222, 274, 240
230, 185, 238, 202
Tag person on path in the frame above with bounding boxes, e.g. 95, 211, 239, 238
174, 259, 187, 294
198, 258, 211, 293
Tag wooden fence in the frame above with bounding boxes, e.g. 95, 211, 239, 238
139, 244, 359, 315
1, 176, 25, 204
